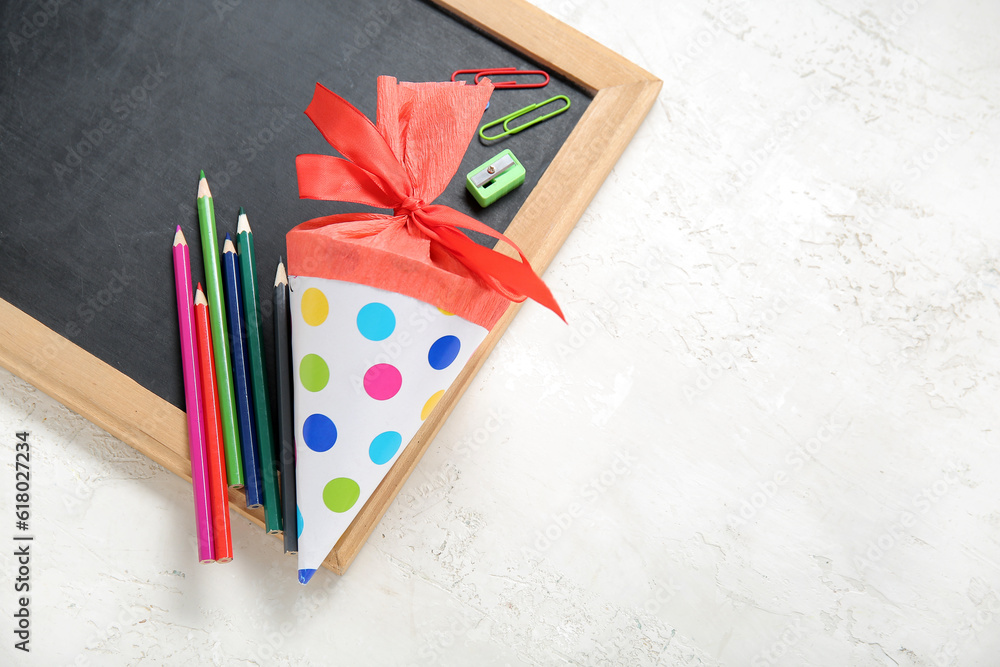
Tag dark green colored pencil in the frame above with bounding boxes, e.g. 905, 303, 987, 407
237, 210, 282, 533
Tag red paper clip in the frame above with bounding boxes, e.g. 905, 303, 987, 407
451, 67, 517, 84
474, 69, 550, 89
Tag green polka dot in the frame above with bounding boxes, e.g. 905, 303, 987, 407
323, 477, 360, 513
300, 354, 329, 392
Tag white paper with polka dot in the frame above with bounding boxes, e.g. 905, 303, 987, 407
288, 275, 488, 583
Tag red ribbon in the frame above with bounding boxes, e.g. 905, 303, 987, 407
295, 83, 564, 321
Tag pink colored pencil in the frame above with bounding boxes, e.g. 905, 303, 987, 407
173, 226, 215, 564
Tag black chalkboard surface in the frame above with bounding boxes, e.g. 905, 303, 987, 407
0, 0, 589, 410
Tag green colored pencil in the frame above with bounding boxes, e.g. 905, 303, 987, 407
236, 208, 282, 533
197, 171, 244, 487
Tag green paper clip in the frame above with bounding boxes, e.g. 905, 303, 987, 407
479, 95, 571, 142
465, 149, 525, 207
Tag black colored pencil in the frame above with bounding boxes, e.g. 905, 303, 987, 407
274, 259, 298, 554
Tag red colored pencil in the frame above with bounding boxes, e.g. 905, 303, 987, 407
172, 227, 215, 564
194, 284, 234, 562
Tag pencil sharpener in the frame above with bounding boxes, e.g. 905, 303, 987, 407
465, 149, 525, 207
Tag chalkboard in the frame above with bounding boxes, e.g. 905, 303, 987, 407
0, 0, 589, 410
0, 0, 660, 573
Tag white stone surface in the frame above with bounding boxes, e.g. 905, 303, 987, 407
2, 0, 999, 664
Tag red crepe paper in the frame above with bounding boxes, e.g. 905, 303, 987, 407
288, 77, 564, 329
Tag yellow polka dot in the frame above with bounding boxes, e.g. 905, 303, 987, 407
421, 390, 445, 420
437, 306, 454, 316
301, 288, 329, 326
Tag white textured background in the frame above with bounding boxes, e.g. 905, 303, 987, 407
2, 0, 999, 664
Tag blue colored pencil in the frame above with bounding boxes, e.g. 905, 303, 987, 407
221, 234, 264, 508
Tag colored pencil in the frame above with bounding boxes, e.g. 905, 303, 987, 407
172, 227, 215, 564
237, 209, 282, 533
222, 235, 264, 509
197, 172, 244, 487
274, 259, 298, 554
194, 285, 234, 562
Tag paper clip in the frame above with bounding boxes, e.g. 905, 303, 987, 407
451, 67, 517, 84
479, 95, 571, 142
473, 69, 550, 89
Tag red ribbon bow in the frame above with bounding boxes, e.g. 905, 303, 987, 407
295, 83, 564, 321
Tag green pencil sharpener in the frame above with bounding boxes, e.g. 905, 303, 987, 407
465, 149, 525, 207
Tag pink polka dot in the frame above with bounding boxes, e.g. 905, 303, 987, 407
363, 364, 402, 400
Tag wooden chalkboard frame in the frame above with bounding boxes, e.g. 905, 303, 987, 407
0, 0, 660, 574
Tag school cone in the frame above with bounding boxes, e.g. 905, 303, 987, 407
287, 77, 562, 584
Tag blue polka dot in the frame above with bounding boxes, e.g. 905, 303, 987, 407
369, 431, 402, 465
428, 335, 461, 370
357, 302, 395, 341
303, 414, 337, 452
297, 507, 303, 538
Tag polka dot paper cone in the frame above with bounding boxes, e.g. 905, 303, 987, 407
290, 276, 487, 584
286, 78, 563, 583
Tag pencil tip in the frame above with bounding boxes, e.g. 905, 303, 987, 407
298, 568, 316, 585
194, 285, 208, 305
274, 260, 288, 286
198, 174, 212, 199
223, 237, 236, 254
173, 227, 187, 246
200, 169, 206, 180
237, 209, 251, 234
